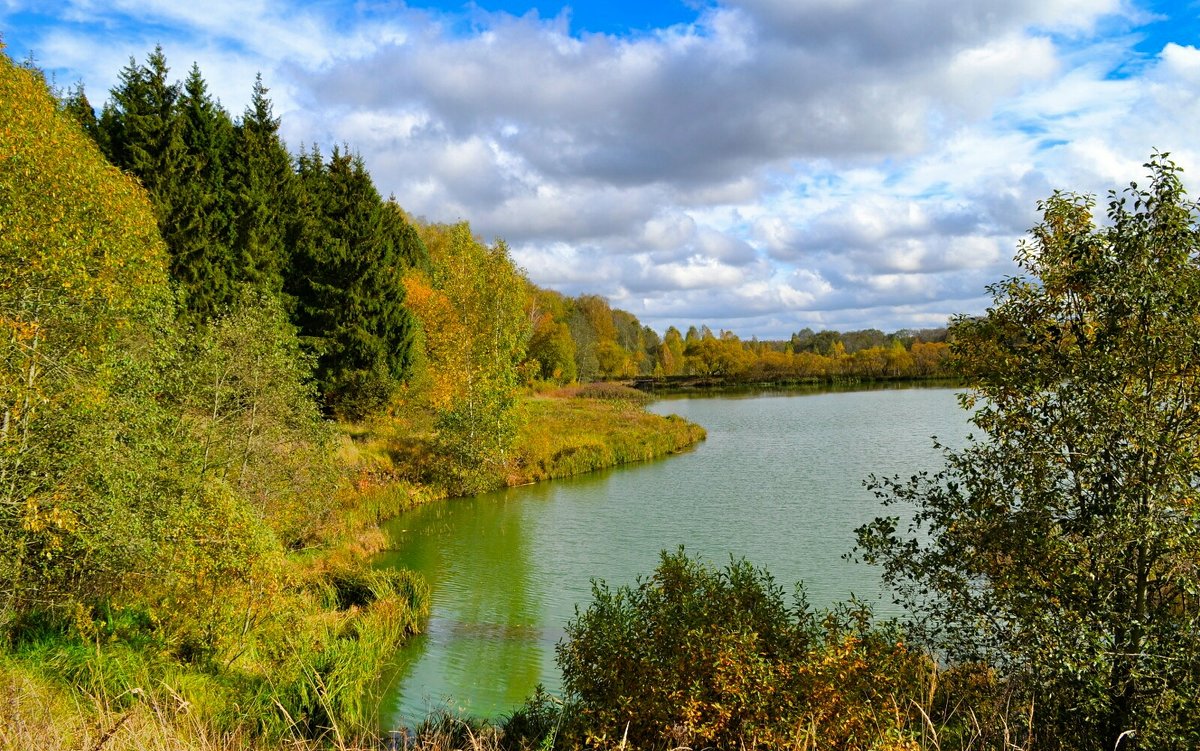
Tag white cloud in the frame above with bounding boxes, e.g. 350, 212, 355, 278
4, 0, 1190, 337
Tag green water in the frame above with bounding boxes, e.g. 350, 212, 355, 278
374, 386, 970, 727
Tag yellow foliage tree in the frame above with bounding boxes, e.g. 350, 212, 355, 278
404, 223, 529, 491
0, 50, 178, 617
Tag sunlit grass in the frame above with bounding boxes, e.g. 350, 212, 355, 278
337, 386, 705, 496
512, 387, 705, 485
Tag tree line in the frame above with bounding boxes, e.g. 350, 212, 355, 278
525, 286, 952, 384
62, 48, 952, 415
53, 44, 956, 502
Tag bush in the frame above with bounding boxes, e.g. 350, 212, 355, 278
570, 382, 652, 406
555, 549, 923, 750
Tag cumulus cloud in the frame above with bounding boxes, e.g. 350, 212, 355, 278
2, 0, 1191, 337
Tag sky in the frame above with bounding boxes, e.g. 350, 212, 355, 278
3, 0, 1199, 338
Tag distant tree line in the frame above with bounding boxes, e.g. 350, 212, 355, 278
525, 285, 952, 384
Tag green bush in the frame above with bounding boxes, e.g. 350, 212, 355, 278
555, 549, 923, 750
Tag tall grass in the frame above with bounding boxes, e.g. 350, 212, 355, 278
0, 655, 391, 751
1, 555, 430, 749
512, 389, 705, 484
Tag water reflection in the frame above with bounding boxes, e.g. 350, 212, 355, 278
375, 387, 969, 729
375, 491, 547, 724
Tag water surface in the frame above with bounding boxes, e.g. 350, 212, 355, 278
374, 386, 969, 726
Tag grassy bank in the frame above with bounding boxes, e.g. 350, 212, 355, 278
338, 384, 705, 500
0, 387, 703, 751
511, 384, 706, 484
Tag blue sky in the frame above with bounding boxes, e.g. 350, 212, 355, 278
411, 0, 702, 35
3, 1, 1199, 337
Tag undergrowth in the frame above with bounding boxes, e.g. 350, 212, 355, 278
0, 390, 702, 751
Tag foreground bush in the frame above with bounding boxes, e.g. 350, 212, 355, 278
555, 549, 924, 750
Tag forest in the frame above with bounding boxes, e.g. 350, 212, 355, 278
4, 42, 1198, 751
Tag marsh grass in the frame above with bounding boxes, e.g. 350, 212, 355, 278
561, 382, 654, 406
512, 393, 705, 484
0, 658, 387, 751
0, 554, 430, 749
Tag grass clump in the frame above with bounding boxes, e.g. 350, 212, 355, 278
0, 554, 431, 748
566, 382, 653, 406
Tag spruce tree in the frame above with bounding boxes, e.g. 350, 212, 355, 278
98, 46, 184, 225
287, 147, 422, 418
230, 74, 295, 299
60, 82, 99, 142
167, 63, 237, 320
381, 196, 430, 272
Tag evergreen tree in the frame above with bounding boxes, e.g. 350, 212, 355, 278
288, 146, 422, 418
381, 196, 430, 272
167, 63, 237, 320
230, 74, 295, 299
98, 46, 184, 224
59, 82, 99, 142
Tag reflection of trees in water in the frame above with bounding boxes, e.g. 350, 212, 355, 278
376, 489, 547, 726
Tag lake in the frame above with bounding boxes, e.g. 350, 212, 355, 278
373, 385, 970, 728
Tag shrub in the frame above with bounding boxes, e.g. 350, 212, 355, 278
556, 549, 923, 750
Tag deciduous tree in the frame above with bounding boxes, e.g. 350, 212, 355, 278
856, 155, 1200, 750
404, 223, 528, 491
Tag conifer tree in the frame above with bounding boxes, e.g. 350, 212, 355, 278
59, 82, 99, 142
167, 63, 237, 320
230, 74, 295, 299
381, 196, 430, 272
288, 146, 423, 418
98, 46, 184, 224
